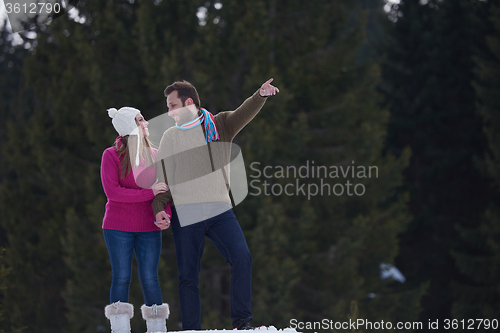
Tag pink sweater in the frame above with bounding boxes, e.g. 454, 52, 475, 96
101, 145, 170, 232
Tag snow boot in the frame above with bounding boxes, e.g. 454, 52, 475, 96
104, 301, 134, 333
141, 303, 170, 332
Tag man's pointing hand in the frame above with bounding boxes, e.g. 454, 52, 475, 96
259, 78, 280, 97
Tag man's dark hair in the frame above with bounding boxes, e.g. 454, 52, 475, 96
164, 80, 201, 108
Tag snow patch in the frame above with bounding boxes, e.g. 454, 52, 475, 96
380, 263, 406, 283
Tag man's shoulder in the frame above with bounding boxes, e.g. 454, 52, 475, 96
214, 111, 228, 119
214, 111, 229, 126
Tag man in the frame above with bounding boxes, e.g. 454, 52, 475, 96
153, 79, 279, 330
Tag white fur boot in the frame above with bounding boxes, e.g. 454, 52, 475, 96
104, 301, 134, 333
141, 303, 170, 333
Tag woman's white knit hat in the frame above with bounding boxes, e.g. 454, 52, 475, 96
108, 107, 141, 137
108, 106, 141, 166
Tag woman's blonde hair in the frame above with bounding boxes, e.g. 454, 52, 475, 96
114, 121, 155, 179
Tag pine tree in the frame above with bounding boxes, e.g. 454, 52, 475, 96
0, 21, 32, 248
0, 17, 68, 333
381, 0, 492, 324
452, 0, 500, 322
290, 9, 420, 329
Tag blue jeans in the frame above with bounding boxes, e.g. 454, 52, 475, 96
171, 204, 253, 330
103, 229, 163, 306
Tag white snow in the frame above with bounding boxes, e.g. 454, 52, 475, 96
380, 263, 406, 283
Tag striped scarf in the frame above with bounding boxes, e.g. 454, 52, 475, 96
176, 108, 220, 143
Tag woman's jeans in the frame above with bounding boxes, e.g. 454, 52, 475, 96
103, 229, 163, 306
171, 204, 253, 330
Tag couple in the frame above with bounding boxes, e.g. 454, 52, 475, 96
100, 79, 279, 333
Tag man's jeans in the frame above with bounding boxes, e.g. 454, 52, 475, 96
171, 203, 253, 330
103, 229, 163, 306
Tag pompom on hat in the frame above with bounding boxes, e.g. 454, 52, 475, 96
108, 106, 142, 166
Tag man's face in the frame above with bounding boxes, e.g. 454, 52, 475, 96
166, 90, 197, 124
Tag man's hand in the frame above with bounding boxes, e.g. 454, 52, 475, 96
259, 78, 280, 97
155, 210, 171, 230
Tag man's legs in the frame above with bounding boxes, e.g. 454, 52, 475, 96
171, 207, 207, 330
205, 209, 253, 327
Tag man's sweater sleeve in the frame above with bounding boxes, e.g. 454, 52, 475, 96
152, 131, 174, 215
101, 149, 155, 203
221, 89, 267, 139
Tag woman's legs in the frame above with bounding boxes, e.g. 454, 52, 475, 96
134, 230, 163, 306
103, 229, 135, 303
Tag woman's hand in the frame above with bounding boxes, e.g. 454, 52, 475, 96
151, 179, 169, 196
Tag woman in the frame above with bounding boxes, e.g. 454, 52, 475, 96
101, 106, 171, 333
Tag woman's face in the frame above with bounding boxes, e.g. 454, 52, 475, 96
135, 113, 149, 138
